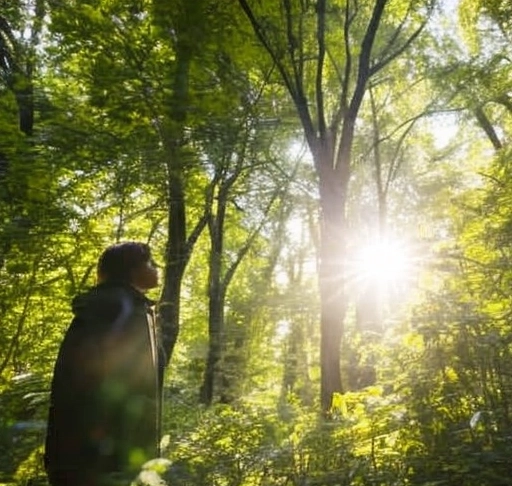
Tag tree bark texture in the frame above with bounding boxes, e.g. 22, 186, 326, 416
158, 36, 191, 364
200, 196, 227, 405
316, 143, 350, 409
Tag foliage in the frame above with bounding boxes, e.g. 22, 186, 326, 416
158, 397, 411, 486
3, 0, 512, 485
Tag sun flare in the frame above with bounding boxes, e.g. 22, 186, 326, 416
350, 238, 412, 288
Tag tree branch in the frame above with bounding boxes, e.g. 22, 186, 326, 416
336, 0, 387, 169
238, 0, 317, 150
370, 3, 434, 76
330, 0, 356, 134
316, 0, 327, 138
475, 105, 503, 151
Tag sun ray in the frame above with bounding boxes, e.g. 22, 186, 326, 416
348, 237, 414, 291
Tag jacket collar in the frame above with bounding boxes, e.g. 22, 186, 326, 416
97, 281, 156, 307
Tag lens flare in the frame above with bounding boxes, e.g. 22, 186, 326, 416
350, 238, 412, 288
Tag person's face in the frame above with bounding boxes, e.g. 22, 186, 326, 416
131, 258, 159, 292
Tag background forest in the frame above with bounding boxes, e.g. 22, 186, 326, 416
1, 0, 512, 484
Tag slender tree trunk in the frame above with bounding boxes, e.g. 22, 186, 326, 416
159, 159, 188, 363
201, 164, 287, 404
14, 68, 34, 137
369, 86, 387, 236
154, 0, 211, 365
200, 197, 227, 405
160, 206, 186, 364
158, 40, 191, 363
200, 284, 225, 404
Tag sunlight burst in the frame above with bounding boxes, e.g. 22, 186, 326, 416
349, 238, 412, 288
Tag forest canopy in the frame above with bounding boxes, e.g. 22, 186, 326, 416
1, 0, 512, 485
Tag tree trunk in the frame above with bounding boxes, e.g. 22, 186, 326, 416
14, 69, 34, 137
316, 142, 350, 410
158, 40, 191, 364
200, 282, 225, 404
155, 0, 212, 365
159, 168, 187, 363
317, 189, 347, 410
200, 198, 227, 405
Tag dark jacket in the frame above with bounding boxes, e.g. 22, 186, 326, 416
44, 282, 165, 483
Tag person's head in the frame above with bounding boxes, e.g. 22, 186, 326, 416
97, 241, 159, 292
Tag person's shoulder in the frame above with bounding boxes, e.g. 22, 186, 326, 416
104, 283, 155, 309
71, 283, 138, 321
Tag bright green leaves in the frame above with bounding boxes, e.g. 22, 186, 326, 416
459, 0, 512, 52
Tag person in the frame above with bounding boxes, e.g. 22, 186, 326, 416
44, 242, 167, 486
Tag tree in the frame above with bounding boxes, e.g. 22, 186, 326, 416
238, 0, 436, 410
424, 0, 512, 152
0, 0, 76, 379
45, 0, 226, 366
198, 113, 296, 404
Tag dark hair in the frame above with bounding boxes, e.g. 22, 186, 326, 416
97, 241, 151, 284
